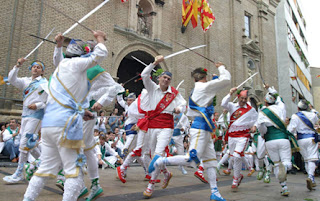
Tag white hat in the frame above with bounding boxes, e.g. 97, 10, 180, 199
265, 93, 276, 104
125, 93, 136, 100
298, 100, 308, 110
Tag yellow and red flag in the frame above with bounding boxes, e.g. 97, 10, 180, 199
199, 0, 215, 32
182, 0, 215, 32
290, 76, 297, 80
317, 75, 320, 78
182, 0, 198, 28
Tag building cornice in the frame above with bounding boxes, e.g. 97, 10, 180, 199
114, 24, 172, 50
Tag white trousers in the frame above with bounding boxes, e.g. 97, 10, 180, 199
19, 117, 42, 153
228, 137, 249, 158
148, 128, 173, 157
83, 117, 98, 151
172, 135, 184, 155
188, 128, 217, 168
265, 139, 292, 170
256, 135, 266, 160
123, 134, 138, 152
34, 127, 80, 178
298, 138, 319, 162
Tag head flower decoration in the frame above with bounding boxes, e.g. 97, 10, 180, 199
82, 44, 91, 54
202, 68, 208, 74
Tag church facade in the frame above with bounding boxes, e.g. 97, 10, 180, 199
0, 0, 280, 121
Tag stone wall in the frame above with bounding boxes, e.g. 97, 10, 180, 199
0, 0, 280, 121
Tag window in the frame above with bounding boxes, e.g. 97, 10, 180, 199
244, 14, 251, 38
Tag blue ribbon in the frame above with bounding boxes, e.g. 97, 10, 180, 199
26, 133, 39, 149
297, 133, 316, 140
187, 149, 200, 165
189, 96, 215, 132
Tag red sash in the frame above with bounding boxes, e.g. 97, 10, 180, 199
137, 86, 178, 132
225, 104, 252, 140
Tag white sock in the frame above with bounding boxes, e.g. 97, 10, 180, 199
274, 165, 279, 179
24, 176, 48, 200
280, 181, 287, 189
85, 149, 99, 180
207, 167, 217, 189
228, 156, 234, 170
233, 157, 242, 178
147, 168, 160, 189
308, 161, 316, 178
122, 154, 135, 170
63, 172, 84, 201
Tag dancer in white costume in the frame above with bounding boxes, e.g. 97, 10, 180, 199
287, 99, 319, 190
116, 90, 151, 183
251, 84, 299, 196
23, 30, 107, 201
52, 33, 123, 200
3, 58, 47, 184
139, 55, 187, 198
221, 88, 258, 191
149, 63, 231, 201
171, 112, 190, 175
117, 92, 138, 158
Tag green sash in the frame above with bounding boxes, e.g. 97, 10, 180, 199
261, 108, 299, 152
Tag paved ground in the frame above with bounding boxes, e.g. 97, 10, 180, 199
0, 165, 320, 201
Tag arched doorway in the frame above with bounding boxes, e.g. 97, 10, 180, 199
117, 50, 162, 96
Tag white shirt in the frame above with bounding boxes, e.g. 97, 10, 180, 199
174, 113, 190, 130
117, 95, 129, 112
8, 67, 48, 115
255, 88, 286, 134
48, 43, 108, 106
96, 142, 118, 156
287, 111, 319, 135
53, 46, 120, 107
221, 94, 251, 116
187, 66, 231, 117
141, 63, 186, 114
2, 128, 20, 146
107, 138, 124, 150
97, 116, 107, 131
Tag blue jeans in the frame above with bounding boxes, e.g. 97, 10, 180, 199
2, 139, 19, 160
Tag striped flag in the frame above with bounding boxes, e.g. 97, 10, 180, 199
182, 0, 215, 32
317, 75, 320, 78
199, 0, 215, 32
290, 76, 297, 80
121, 0, 128, 2
182, 0, 198, 28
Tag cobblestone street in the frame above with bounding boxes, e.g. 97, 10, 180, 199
1, 165, 320, 201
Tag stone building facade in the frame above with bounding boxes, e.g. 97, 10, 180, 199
275, 0, 312, 116
0, 0, 280, 122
